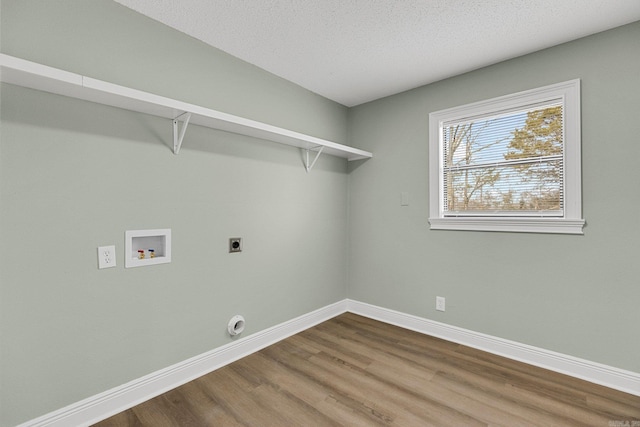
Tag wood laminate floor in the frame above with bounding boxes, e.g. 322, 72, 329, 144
94, 313, 640, 426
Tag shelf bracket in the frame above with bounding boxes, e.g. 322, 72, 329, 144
172, 112, 191, 154
304, 146, 324, 173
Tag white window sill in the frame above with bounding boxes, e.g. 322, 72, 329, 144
428, 217, 585, 234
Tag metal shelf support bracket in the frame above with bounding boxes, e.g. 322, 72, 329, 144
173, 112, 192, 154
304, 146, 324, 172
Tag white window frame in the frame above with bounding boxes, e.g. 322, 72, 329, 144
428, 80, 584, 234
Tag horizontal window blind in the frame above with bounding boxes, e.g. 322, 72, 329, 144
442, 102, 563, 216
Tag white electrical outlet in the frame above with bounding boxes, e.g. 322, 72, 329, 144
436, 296, 446, 312
98, 245, 116, 269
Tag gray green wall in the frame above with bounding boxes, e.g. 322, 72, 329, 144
348, 21, 640, 374
0, 1, 349, 425
1, 1, 639, 425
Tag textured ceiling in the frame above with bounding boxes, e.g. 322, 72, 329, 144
113, 0, 640, 106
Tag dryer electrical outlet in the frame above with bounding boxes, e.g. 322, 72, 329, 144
229, 238, 242, 253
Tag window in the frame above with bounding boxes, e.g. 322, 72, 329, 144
428, 80, 584, 234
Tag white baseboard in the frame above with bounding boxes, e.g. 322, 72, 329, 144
18, 300, 348, 427
19, 298, 639, 426
347, 299, 640, 397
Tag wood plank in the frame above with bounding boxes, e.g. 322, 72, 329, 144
94, 314, 640, 426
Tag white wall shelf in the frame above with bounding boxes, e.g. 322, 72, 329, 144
0, 54, 373, 166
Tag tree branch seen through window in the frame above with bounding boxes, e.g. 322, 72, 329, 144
442, 105, 563, 215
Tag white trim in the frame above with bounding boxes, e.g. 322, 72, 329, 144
347, 299, 640, 397
17, 301, 348, 427
428, 217, 585, 234
18, 299, 640, 426
428, 79, 583, 234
